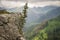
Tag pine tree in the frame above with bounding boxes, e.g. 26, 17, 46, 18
22, 3, 28, 18
18, 3, 28, 35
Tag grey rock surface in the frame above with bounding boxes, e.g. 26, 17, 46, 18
0, 13, 25, 40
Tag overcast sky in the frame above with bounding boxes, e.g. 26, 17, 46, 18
0, 0, 60, 8
1, 0, 60, 2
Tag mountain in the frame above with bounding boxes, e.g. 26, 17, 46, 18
0, 7, 5, 10
6, 5, 60, 31
23, 6, 60, 40
31, 6, 58, 14
31, 15, 60, 40
24, 15, 60, 40
37, 7, 60, 23
26, 6, 59, 23
7, 7, 24, 12
23, 6, 60, 31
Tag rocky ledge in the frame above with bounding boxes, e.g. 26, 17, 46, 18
0, 13, 25, 40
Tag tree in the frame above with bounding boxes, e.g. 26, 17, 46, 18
22, 3, 28, 18
18, 3, 28, 34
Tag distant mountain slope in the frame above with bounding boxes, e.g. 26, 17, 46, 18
24, 21, 48, 40
26, 15, 60, 40
0, 7, 5, 10
23, 6, 60, 32
24, 6, 60, 40
7, 6, 60, 24
37, 7, 60, 23
32, 15, 60, 40
32, 6, 58, 14
7, 7, 24, 12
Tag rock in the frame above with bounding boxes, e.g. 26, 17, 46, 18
0, 13, 25, 40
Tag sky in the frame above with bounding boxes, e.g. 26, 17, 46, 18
0, 0, 60, 8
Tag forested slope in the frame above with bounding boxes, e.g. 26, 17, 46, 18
25, 15, 60, 40
32, 15, 60, 40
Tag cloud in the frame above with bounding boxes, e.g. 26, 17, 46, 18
0, 1, 60, 8
1, 0, 60, 2
0, 1, 25, 8
29, 1, 60, 7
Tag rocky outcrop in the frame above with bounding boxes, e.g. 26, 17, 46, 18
0, 13, 25, 40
